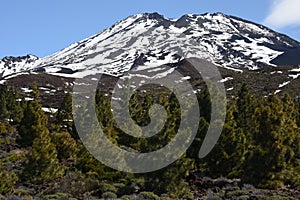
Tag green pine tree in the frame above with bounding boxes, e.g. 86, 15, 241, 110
56, 92, 73, 132
235, 83, 256, 139
201, 104, 246, 178
32, 82, 40, 100
51, 131, 77, 163
6, 87, 23, 124
22, 126, 64, 184
0, 96, 8, 122
17, 100, 48, 147
243, 94, 298, 188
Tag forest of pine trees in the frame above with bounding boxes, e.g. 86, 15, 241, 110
0, 82, 299, 199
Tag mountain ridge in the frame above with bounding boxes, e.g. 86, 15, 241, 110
1, 12, 300, 80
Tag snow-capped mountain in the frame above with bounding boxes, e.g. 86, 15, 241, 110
1, 12, 300, 79
0, 54, 38, 78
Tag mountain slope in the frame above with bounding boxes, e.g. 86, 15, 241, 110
1, 12, 300, 80
0, 54, 38, 78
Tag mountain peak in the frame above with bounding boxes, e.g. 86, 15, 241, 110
1, 12, 300, 79
1, 54, 38, 62
139, 12, 230, 21
142, 12, 165, 20
0, 54, 38, 78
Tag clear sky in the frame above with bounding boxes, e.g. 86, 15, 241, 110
1, 0, 300, 58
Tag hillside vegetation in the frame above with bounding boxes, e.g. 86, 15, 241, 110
0, 82, 299, 199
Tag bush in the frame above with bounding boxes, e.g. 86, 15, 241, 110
51, 132, 77, 162
139, 191, 160, 200
0, 161, 18, 195
101, 191, 117, 199
225, 190, 250, 198
99, 183, 118, 193
43, 171, 100, 197
42, 192, 70, 200
0, 123, 8, 135
121, 195, 132, 199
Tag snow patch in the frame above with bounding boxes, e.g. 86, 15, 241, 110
42, 107, 58, 113
219, 77, 233, 83
279, 81, 290, 88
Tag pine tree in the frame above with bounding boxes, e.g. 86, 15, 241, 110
187, 117, 209, 166
95, 90, 118, 143
17, 100, 48, 147
22, 126, 64, 184
198, 88, 211, 122
75, 140, 123, 181
243, 94, 298, 188
235, 83, 256, 138
295, 97, 300, 127
0, 83, 9, 121
32, 81, 40, 100
56, 92, 73, 132
51, 131, 77, 163
201, 104, 246, 178
142, 156, 194, 198
6, 87, 23, 124
0, 96, 8, 121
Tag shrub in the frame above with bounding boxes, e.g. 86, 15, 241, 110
99, 182, 118, 194
0, 161, 18, 195
101, 191, 117, 199
0, 123, 8, 135
139, 191, 160, 200
43, 171, 100, 197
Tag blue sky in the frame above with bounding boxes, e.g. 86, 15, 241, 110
1, 0, 300, 58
